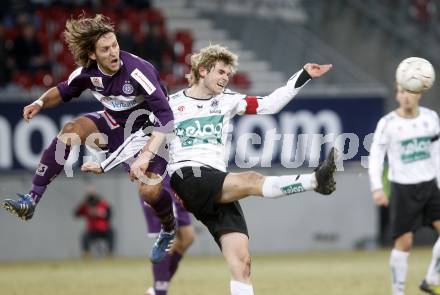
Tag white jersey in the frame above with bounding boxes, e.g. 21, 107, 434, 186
167, 69, 311, 174
368, 107, 440, 191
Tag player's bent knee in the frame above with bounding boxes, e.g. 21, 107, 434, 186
139, 183, 162, 203
181, 230, 195, 249
241, 171, 264, 183
238, 171, 264, 192
395, 235, 413, 252
59, 122, 83, 145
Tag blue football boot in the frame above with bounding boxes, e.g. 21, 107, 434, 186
149, 228, 175, 264
1, 193, 36, 220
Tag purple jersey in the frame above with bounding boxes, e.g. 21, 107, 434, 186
57, 51, 173, 132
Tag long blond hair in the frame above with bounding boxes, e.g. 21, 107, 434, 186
186, 44, 238, 86
64, 14, 115, 68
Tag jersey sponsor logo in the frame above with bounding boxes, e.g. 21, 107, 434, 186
131, 68, 156, 95
281, 183, 305, 195
175, 115, 224, 147
399, 136, 431, 163
122, 83, 134, 95
92, 91, 142, 110
90, 77, 104, 89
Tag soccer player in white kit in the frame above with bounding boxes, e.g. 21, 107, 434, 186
369, 82, 440, 295
83, 44, 337, 294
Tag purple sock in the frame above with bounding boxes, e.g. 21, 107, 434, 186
30, 138, 71, 204
148, 188, 175, 232
169, 251, 183, 278
152, 254, 172, 295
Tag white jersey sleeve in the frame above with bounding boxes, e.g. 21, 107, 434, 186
433, 113, 440, 188
100, 129, 150, 172
368, 117, 390, 191
234, 69, 311, 116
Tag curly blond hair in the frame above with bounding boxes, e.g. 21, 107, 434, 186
186, 44, 238, 86
64, 14, 115, 68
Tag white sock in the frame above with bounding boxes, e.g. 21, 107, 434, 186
262, 173, 317, 198
425, 238, 440, 285
230, 280, 254, 295
390, 249, 409, 295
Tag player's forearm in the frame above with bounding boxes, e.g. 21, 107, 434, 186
141, 131, 166, 157
257, 69, 311, 114
36, 87, 63, 109
368, 142, 386, 191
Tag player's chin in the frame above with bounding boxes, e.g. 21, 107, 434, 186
214, 85, 225, 94
111, 64, 120, 72
110, 60, 120, 71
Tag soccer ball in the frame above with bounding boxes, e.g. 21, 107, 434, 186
396, 57, 435, 93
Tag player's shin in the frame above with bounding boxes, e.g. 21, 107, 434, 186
148, 188, 175, 232
30, 137, 71, 203
261, 174, 317, 198
152, 255, 172, 295
390, 249, 409, 295
425, 237, 440, 285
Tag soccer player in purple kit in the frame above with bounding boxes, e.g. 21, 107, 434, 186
141, 200, 194, 295
80, 115, 195, 295
1, 14, 175, 263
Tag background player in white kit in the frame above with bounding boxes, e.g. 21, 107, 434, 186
369, 76, 440, 294
83, 44, 337, 295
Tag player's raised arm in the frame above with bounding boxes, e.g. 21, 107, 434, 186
238, 63, 332, 115
23, 87, 63, 122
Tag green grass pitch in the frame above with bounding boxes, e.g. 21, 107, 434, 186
0, 248, 433, 295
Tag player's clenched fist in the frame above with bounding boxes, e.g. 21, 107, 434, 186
303, 63, 332, 78
23, 103, 42, 123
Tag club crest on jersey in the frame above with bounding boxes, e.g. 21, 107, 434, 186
177, 105, 185, 112
122, 83, 134, 95
210, 99, 221, 114
211, 99, 219, 108
90, 77, 104, 89
423, 121, 429, 129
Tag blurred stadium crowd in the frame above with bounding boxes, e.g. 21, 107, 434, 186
0, 0, 251, 95
1, 0, 439, 97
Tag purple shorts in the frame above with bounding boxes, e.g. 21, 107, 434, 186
84, 111, 167, 176
141, 179, 192, 236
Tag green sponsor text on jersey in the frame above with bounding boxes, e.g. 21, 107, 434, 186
400, 136, 431, 163
175, 115, 224, 147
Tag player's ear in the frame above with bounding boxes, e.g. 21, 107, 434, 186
199, 66, 207, 78
89, 52, 96, 61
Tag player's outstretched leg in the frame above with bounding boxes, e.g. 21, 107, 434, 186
314, 147, 337, 195
1, 138, 71, 220
1, 193, 36, 220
